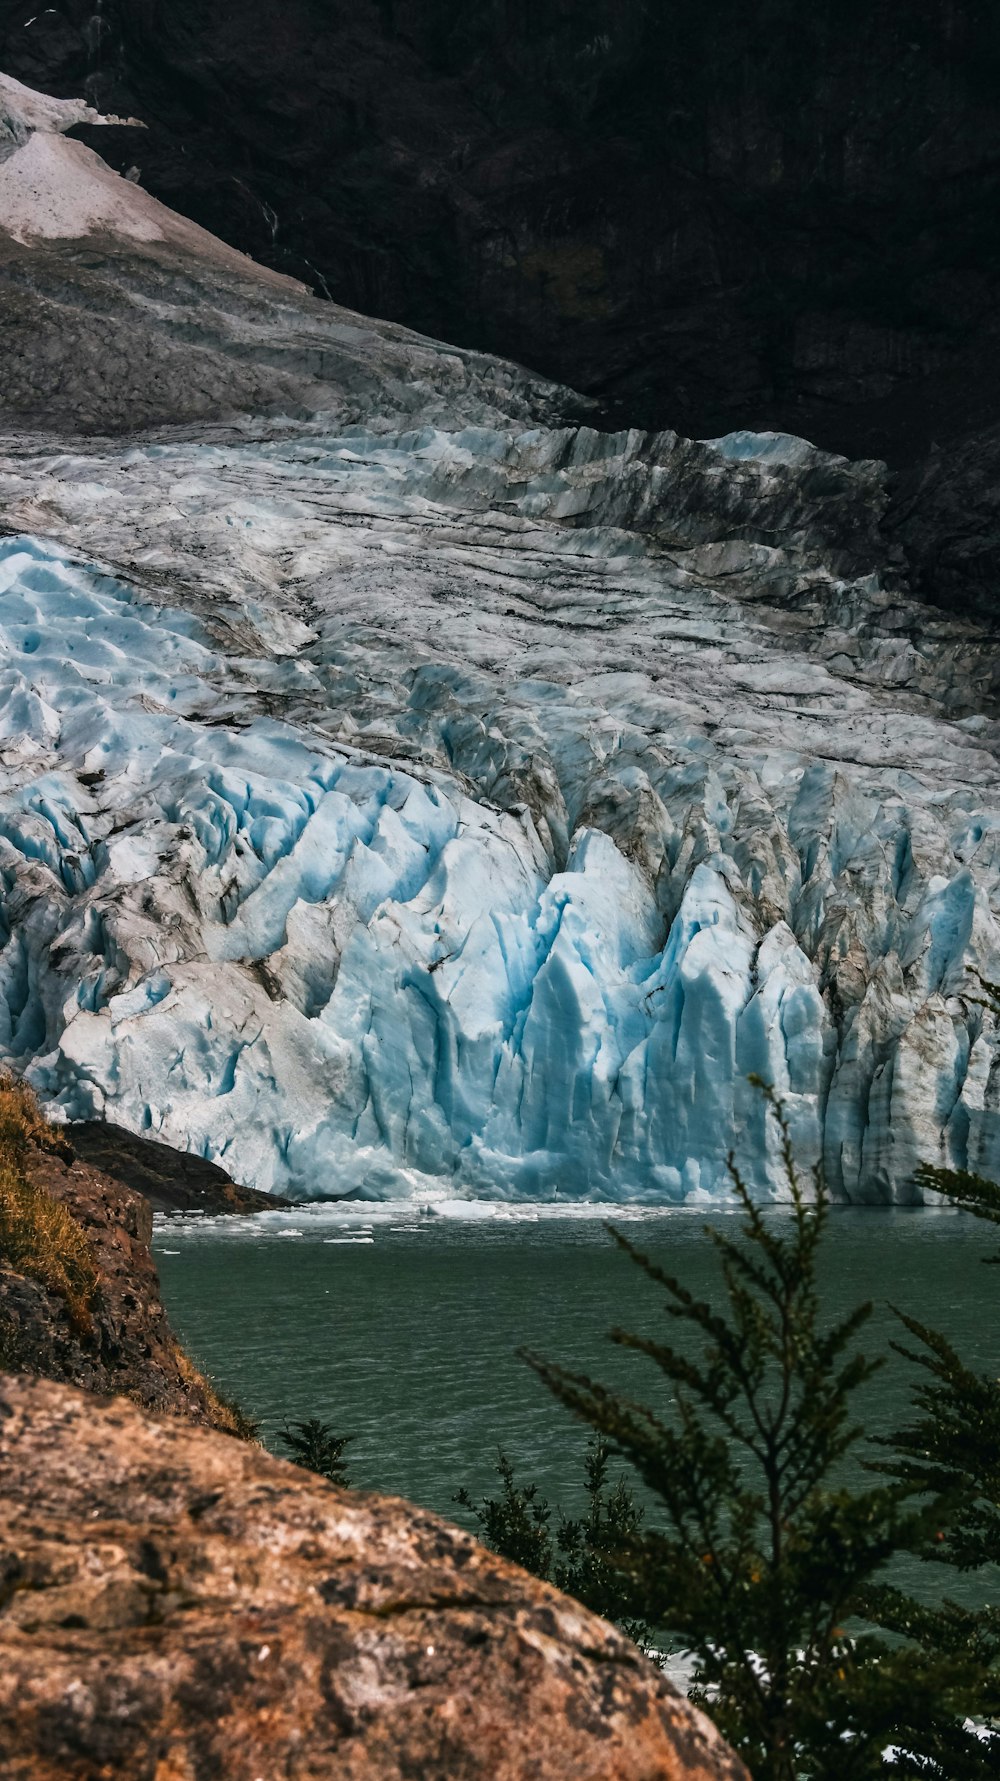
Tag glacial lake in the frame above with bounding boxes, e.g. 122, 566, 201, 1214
157, 1203, 999, 1611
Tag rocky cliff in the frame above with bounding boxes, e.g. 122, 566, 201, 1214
0, 1373, 747, 1781
0, 1104, 249, 1427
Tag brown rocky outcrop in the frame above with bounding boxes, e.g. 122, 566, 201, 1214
0, 1374, 747, 1781
0, 1132, 245, 1431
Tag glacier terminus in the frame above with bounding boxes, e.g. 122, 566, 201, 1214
1, 75, 1000, 1206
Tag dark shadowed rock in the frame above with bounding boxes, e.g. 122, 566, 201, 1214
888, 424, 1000, 625
0, 1373, 748, 1781
68, 1120, 290, 1214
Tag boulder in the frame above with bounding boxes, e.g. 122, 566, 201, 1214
0, 1374, 747, 1781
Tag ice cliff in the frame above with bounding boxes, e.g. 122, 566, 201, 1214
1, 78, 999, 1203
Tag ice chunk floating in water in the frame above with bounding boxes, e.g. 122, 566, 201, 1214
2, 408, 1000, 1205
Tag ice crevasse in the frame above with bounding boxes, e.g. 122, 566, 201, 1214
1, 418, 999, 1205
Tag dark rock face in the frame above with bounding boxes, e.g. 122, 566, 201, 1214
68, 1122, 290, 1214
0, 1374, 749, 1781
2, 1, 1000, 463
888, 425, 1000, 627
0, 1136, 242, 1427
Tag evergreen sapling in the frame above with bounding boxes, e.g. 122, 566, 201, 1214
277, 1417, 354, 1487
522, 1082, 983, 1780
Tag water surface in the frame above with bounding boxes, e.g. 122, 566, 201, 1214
157, 1203, 999, 1563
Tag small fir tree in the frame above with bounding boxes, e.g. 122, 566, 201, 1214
551, 1434, 651, 1645
520, 1081, 983, 1781
278, 1416, 354, 1486
455, 1450, 553, 1577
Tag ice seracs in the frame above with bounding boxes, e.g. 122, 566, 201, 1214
1, 430, 998, 1206
1, 78, 999, 1203
0, 536, 827, 1202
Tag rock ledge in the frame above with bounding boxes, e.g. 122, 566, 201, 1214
0, 1374, 746, 1780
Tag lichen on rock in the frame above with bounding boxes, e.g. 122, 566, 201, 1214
0, 1373, 747, 1781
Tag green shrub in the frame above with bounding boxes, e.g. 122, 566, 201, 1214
456, 1435, 650, 1643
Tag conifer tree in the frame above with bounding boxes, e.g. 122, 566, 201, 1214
521, 1082, 984, 1780
277, 1416, 354, 1486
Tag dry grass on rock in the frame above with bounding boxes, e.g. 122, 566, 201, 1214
0, 1075, 98, 1334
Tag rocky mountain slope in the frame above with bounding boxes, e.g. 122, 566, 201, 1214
1, 74, 999, 1205
0, 73, 575, 438
3, 0, 1000, 468
10, 5, 1000, 624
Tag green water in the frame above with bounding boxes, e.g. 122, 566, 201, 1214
156, 1204, 999, 1570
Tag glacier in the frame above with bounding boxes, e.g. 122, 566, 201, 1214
2, 79, 1000, 1204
